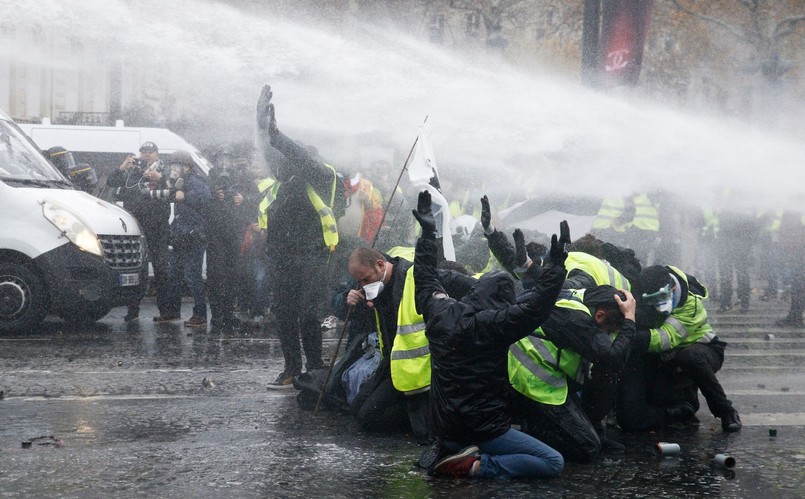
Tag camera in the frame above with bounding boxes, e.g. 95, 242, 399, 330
132, 158, 148, 170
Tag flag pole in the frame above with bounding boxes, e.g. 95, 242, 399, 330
370, 115, 428, 249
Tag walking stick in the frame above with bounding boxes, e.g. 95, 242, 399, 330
314, 118, 426, 415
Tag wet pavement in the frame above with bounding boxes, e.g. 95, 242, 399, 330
1, 296, 804, 497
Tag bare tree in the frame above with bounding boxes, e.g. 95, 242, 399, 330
671, 0, 805, 85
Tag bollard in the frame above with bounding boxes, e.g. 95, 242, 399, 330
769, 429, 777, 437
21, 441, 32, 449
654, 442, 681, 456
765, 333, 774, 340
714, 454, 736, 469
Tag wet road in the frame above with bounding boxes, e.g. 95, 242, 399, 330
1, 297, 804, 497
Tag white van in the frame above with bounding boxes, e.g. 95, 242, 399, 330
18, 119, 211, 203
0, 110, 148, 331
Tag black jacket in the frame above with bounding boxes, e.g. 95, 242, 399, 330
414, 233, 566, 443
107, 161, 171, 232
539, 291, 636, 375
263, 129, 346, 258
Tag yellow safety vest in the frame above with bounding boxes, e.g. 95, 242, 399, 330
375, 266, 430, 394
508, 293, 590, 405
701, 208, 719, 239
629, 193, 660, 232
592, 197, 627, 232
258, 164, 340, 251
648, 265, 715, 353
566, 251, 631, 291
385, 246, 415, 262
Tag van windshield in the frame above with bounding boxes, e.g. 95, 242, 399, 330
0, 120, 70, 187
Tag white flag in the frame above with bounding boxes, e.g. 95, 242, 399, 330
407, 122, 455, 261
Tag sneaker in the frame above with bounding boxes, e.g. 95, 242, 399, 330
431, 445, 480, 478
721, 409, 742, 433
417, 440, 442, 469
183, 316, 207, 328
320, 315, 339, 330
153, 314, 181, 322
267, 372, 297, 390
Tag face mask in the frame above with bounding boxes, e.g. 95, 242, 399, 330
362, 263, 388, 301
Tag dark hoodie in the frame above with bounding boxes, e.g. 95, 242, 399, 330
414, 234, 565, 444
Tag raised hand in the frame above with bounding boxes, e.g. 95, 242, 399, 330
412, 190, 437, 235
548, 220, 571, 265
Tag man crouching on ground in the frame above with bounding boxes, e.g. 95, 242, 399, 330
411, 190, 570, 479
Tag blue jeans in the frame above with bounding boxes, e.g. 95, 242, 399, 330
445, 428, 563, 479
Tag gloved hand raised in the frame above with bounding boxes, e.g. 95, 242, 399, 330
480, 195, 494, 234
513, 229, 531, 272
256, 84, 278, 137
547, 220, 571, 266
412, 190, 437, 236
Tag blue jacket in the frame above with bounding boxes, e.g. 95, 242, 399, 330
171, 173, 211, 240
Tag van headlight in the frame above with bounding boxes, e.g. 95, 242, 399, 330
41, 201, 104, 257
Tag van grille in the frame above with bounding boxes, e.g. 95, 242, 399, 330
98, 235, 144, 270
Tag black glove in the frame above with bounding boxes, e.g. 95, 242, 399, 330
480, 195, 493, 233
513, 229, 530, 269
256, 84, 278, 136
548, 220, 571, 265
412, 190, 437, 236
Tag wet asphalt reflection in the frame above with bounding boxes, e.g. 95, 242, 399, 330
1, 297, 804, 497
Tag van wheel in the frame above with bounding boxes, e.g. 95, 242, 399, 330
62, 306, 111, 325
0, 263, 48, 333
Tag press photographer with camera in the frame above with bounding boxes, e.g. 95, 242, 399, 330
107, 141, 178, 323
164, 150, 212, 328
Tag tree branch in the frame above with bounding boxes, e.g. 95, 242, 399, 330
671, 0, 754, 44
774, 15, 805, 40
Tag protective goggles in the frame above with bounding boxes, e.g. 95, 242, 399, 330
641, 284, 673, 314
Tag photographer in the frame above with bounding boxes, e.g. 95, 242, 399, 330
107, 141, 178, 323
205, 146, 256, 328
165, 150, 211, 328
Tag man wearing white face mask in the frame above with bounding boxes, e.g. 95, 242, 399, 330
617, 265, 741, 433
346, 246, 476, 443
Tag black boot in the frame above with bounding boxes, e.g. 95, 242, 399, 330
721, 409, 742, 432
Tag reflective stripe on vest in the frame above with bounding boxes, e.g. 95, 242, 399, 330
508, 296, 588, 405
389, 266, 430, 394
257, 177, 279, 230
566, 252, 630, 291
630, 193, 660, 231
592, 197, 626, 232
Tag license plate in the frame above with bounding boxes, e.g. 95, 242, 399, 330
119, 273, 140, 287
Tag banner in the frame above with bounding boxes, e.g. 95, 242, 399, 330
599, 0, 652, 87
582, 0, 652, 87
407, 122, 456, 261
